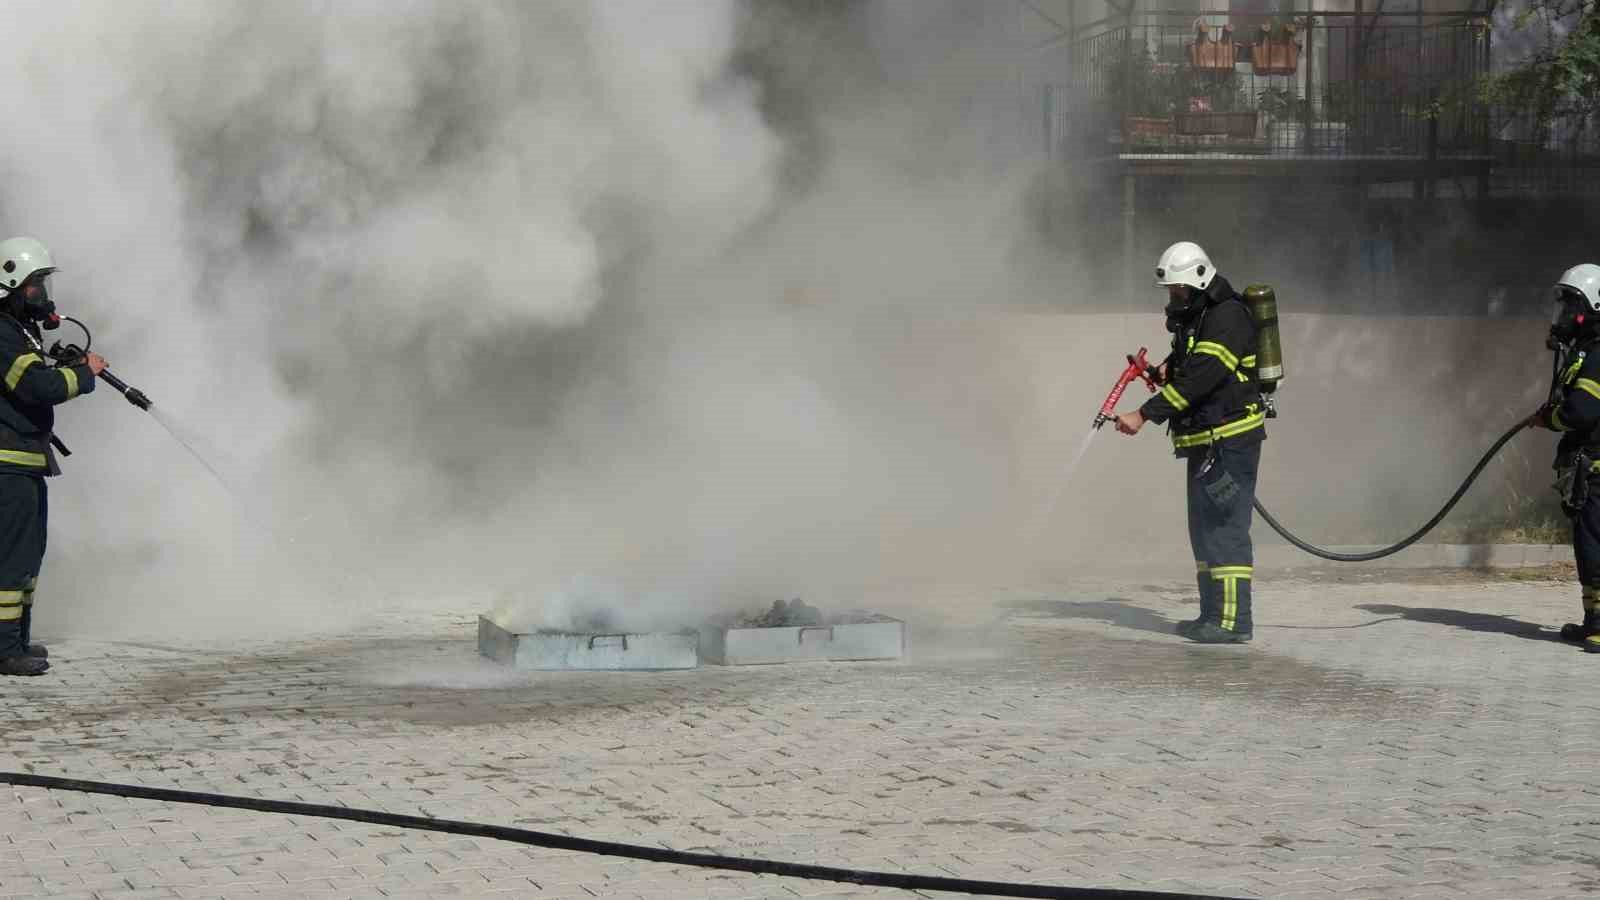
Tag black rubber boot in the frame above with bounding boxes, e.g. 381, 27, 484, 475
0, 620, 44, 674
1177, 566, 1203, 637
1184, 563, 1216, 634
1180, 568, 1254, 643
0, 615, 43, 674
1183, 621, 1252, 644
19, 606, 45, 659
1562, 595, 1600, 644
0, 654, 47, 675
1176, 567, 1211, 638
1210, 566, 1255, 635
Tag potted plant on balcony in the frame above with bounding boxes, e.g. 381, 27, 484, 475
1177, 71, 1258, 138
1250, 20, 1302, 76
1188, 20, 1238, 72
1108, 46, 1177, 145
1311, 81, 1353, 153
1257, 86, 1308, 152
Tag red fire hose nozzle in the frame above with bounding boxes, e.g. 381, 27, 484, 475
1092, 347, 1159, 430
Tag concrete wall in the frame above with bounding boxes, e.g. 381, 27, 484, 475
988, 310, 1555, 569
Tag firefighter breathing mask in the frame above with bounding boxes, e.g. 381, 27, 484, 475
19, 274, 58, 330
1549, 286, 1595, 349
1164, 285, 1200, 332
1549, 264, 1600, 350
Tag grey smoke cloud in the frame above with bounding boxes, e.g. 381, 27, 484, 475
0, 0, 793, 636
4, 0, 1095, 640
6, 0, 1534, 645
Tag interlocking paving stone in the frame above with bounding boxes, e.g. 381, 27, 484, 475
0, 569, 1594, 896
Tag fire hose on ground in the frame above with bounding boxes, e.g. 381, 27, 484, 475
1093, 344, 1534, 563
0, 771, 1235, 900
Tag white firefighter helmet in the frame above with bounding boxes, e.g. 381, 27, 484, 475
1155, 241, 1215, 291
1557, 263, 1600, 313
0, 236, 55, 297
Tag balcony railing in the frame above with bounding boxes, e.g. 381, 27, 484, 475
1061, 12, 1492, 161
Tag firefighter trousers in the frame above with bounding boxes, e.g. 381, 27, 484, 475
1570, 470, 1600, 637
1186, 441, 1259, 634
0, 475, 47, 657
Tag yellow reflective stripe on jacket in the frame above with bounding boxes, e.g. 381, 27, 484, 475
1240, 355, 1257, 368
1553, 407, 1571, 431
62, 367, 79, 399
0, 449, 47, 469
1576, 378, 1600, 401
1191, 341, 1240, 371
1159, 384, 1188, 412
1565, 357, 1585, 384
1172, 409, 1268, 449
4, 353, 42, 391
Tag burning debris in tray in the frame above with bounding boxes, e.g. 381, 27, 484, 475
533, 610, 619, 635
717, 598, 896, 629
738, 598, 823, 628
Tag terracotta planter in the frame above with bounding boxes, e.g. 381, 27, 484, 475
1251, 24, 1301, 76
1188, 22, 1237, 71
1251, 39, 1299, 75
1122, 115, 1173, 139
1175, 110, 1259, 138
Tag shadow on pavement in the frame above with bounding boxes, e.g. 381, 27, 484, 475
1003, 597, 1177, 636
1354, 603, 1562, 643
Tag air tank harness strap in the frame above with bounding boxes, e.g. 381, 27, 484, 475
1558, 449, 1600, 518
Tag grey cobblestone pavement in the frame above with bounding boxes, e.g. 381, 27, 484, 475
3, 565, 1599, 898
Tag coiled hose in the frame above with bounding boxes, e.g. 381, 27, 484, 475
1252, 419, 1532, 563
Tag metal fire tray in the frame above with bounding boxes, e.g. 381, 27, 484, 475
701, 615, 905, 666
478, 616, 700, 670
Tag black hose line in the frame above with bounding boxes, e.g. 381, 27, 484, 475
1253, 419, 1532, 563
0, 772, 1233, 900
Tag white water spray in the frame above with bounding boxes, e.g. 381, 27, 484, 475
146, 407, 243, 503
144, 404, 376, 602
1022, 426, 1101, 548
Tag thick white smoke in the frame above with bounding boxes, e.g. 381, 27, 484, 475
0, 1, 1553, 645
0, 1, 788, 637
2, 0, 1097, 639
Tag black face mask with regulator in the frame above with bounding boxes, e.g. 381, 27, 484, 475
1163, 286, 1200, 334
5, 275, 152, 412
1542, 287, 1600, 428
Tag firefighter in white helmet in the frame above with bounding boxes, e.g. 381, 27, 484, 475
0, 237, 106, 676
1114, 241, 1266, 644
1532, 263, 1600, 653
